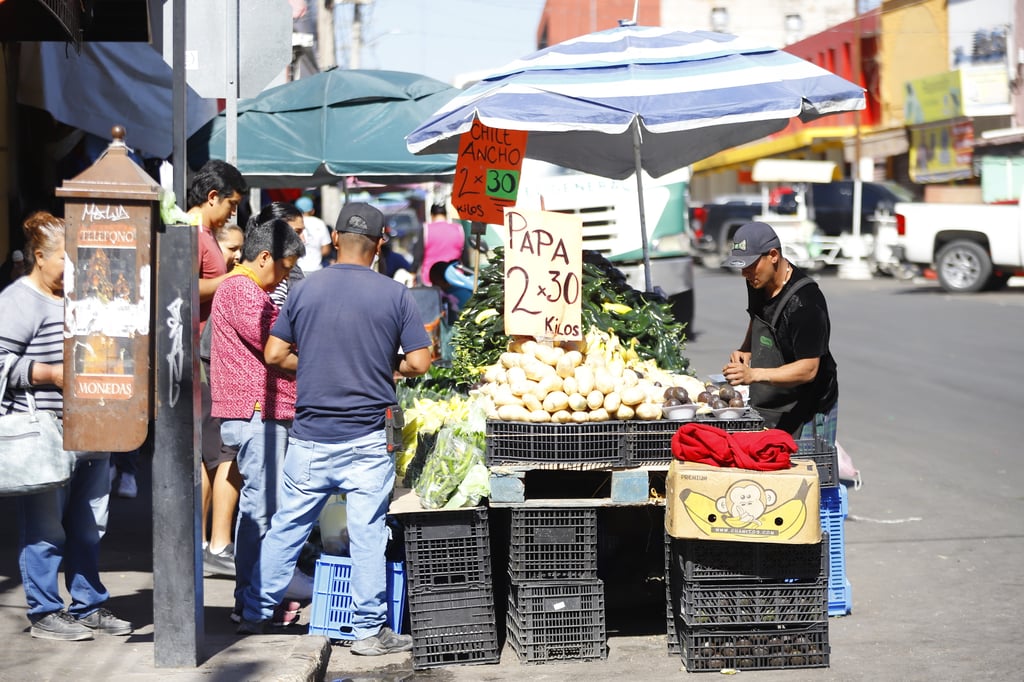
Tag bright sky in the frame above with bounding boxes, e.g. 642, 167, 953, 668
334, 0, 548, 85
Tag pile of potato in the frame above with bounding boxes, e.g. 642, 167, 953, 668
474, 334, 706, 423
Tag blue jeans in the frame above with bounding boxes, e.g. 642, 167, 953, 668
17, 455, 111, 620
241, 430, 394, 639
795, 401, 839, 448
221, 412, 290, 607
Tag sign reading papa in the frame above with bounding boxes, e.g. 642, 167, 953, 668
502, 208, 582, 341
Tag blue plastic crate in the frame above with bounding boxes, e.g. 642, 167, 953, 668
308, 554, 406, 640
819, 486, 851, 616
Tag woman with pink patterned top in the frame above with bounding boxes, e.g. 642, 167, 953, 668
208, 217, 304, 621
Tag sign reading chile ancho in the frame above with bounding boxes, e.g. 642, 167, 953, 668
503, 208, 583, 341
453, 119, 528, 225
66, 207, 149, 402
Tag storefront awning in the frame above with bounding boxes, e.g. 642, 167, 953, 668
843, 126, 908, 162
17, 41, 218, 159
691, 127, 855, 173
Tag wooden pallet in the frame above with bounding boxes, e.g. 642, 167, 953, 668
488, 464, 668, 507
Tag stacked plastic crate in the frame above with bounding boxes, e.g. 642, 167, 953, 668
307, 554, 406, 641
797, 436, 851, 616
505, 506, 608, 663
402, 507, 501, 670
667, 534, 831, 671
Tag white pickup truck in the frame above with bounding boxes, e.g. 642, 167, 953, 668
894, 195, 1024, 292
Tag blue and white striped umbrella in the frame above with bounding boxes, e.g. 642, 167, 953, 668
406, 25, 865, 288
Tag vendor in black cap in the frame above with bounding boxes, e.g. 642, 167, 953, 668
721, 221, 838, 445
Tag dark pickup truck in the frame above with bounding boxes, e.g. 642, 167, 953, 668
690, 180, 914, 267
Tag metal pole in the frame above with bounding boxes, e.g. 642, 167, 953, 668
225, 0, 239, 166
632, 120, 653, 292
153, 209, 203, 665
172, 0, 187, 207
351, 1, 364, 69
317, 1, 343, 228
839, 3, 872, 279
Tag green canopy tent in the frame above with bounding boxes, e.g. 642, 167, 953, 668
188, 68, 459, 188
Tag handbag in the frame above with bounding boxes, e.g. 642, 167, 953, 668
0, 354, 74, 496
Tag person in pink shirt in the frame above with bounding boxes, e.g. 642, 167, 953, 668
209, 217, 304, 622
415, 201, 465, 286
186, 160, 248, 575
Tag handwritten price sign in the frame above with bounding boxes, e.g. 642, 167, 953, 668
453, 119, 528, 225
503, 209, 583, 340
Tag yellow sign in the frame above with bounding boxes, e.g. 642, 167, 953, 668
904, 70, 962, 125
453, 119, 528, 225
909, 119, 974, 183
502, 208, 583, 340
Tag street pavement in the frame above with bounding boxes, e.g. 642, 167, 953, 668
2, 270, 1023, 681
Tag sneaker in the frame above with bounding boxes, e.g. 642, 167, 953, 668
270, 600, 303, 628
30, 611, 94, 641
117, 473, 138, 499
76, 608, 133, 636
236, 617, 267, 636
204, 544, 236, 577
351, 627, 413, 656
229, 607, 242, 624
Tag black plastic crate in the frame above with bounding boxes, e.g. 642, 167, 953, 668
681, 622, 830, 672
625, 411, 765, 466
678, 580, 828, 626
509, 507, 598, 581
507, 580, 607, 663
664, 531, 680, 655
796, 438, 839, 487
671, 535, 828, 583
486, 419, 627, 468
408, 585, 501, 670
402, 507, 491, 591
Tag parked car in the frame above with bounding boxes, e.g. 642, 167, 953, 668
895, 194, 1024, 292
691, 180, 914, 268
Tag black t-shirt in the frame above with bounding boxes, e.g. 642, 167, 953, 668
746, 267, 838, 421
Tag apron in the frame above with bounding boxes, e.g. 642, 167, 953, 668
748, 278, 814, 430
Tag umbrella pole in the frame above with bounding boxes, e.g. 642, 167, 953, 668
632, 120, 653, 292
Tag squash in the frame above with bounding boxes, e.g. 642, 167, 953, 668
542, 390, 571, 413
574, 366, 596, 395
619, 385, 646, 406
497, 404, 531, 421
635, 402, 663, 420
567, 392, 589, 412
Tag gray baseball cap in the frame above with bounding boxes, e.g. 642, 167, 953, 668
336, 202, 385, 240
728, 222, 782, 268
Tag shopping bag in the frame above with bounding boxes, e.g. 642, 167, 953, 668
0, 355, 74, 496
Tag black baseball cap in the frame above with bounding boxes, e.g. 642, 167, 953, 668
728, 221, 782, 268
336, 202, 386, 240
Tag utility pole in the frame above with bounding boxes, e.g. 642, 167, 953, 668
318, 1, 343, 224
317, 0, 336, 70
838, 4, 873, 280
349, 0, 366, 69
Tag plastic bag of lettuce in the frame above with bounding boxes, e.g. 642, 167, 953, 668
414, 399, 489, 509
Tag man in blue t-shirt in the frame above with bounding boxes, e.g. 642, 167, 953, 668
237, 203, 432, 655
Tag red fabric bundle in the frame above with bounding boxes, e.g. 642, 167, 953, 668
670, 423, 796, 471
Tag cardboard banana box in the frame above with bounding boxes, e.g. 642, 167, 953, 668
665, 458, 821, 544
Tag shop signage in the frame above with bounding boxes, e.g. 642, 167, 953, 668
502, 208, 582, 341
453, 119, 528, 225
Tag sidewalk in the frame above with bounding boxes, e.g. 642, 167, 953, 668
0, 456, 342, 682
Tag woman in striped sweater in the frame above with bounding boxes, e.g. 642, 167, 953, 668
0, 211, 132, 641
